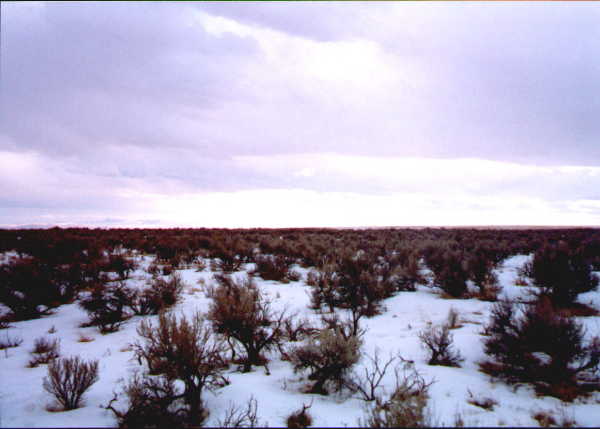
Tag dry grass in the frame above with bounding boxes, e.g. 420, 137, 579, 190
514, 276, 529, 286
467, 390, 497, 411
77, 334, 95, 343
0, 335, 23, 350
532, 408, 577, 428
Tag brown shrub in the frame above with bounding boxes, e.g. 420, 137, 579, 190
104, 372, 188, 429
79, 283, 133, 333
217, 396, 261, 428
208, 274, 287, 372
418, 324, 463, 367
133, 312, 228, 424
28, 336, 60, 367
43, 356, 99, 410
77, 333, 95, 343
467, 389, 497, 411
346, 349, 399, 402
288, 318, 362, 395
253, 254, 292, 282
129, 273, 184, 316
480, 296, 600, 400
358, 364, 434, 428
0, 333, 23, 350
286, 402, 313, 429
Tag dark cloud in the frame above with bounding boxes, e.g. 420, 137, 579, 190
1, 2, 260, 156
1, 2, 599, 226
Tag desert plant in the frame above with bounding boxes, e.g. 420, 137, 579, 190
43, 356, 99, 410
466, 251, 500, 295
358, 364, 434, 427
129, 273, 185, 316
307, 268, 339, 313
346, 349, 398, 401
525, 242, 598, 307
77, 333, 95, 343
532, 407, 577, 428
217, 396, 261, 428
385, 253, 425, 292
0, 313, 13, 329
336, 256, 386, 318
426, 250, 469, 298
0, 257, 66, 320
0, 332, 23, 350
208, 274, 287, 372
480, 296, 600, 400
108, 253, 137, 280
32, 336, 60, 354
134, 312, 228, 424
79, 283, 132, 333
286, 269, 302, 282
466, 389, 497, 411
446, 307, 462, 329
253, 254, 292, 282
286, 402, 313, 429
288, 318, 362, 394
418, 323, 463, 367
212, 245, 243, 272
282, 316, 317, 343
28, 336, 60, 367
104, 372, 188, 429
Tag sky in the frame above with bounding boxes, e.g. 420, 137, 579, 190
1, 1, 600, 228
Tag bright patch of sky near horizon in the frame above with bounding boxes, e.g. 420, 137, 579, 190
1, 2, 600, 228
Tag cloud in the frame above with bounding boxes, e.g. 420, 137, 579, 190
1, 2, 599, 227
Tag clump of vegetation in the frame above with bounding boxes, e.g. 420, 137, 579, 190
524, 242, 598, 307
105, 372, 188, 429
424, 248, 469, 298
0, 257, 67, 320
306, 267, 338, 313
466, 249, 501, 299
358, 364, 434, 428
282, 316, 317, 343
346, 349, 401, 402
286, 402, 313, 429
128, 273, 185, 316
79, 283, 132, 333
43, 356, 99, 410
0, 332, 23, 350
107, 253, 137, 280
418, 323, 463, 367
446, 307, 462, 329
28, 336, 60, 367
132, 312, 229, 425
287, 317, 362, 395
467, 389, 497, 411
207, 274, 287, 372
0, 314, 13, 329
253, 254, 298, 282
480, 296, 600, 401
211, 244, 243, 272
532, 407, 577, 428
217, 397, 262, 428
385, 252, 425, 292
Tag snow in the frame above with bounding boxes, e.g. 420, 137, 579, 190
1, 254, 600, 427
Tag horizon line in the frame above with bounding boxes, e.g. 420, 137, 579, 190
2, 224, 600, 231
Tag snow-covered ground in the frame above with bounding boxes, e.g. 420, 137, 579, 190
1, 254, 600, 427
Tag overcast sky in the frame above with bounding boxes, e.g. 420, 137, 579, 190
1, 1, 600, 228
